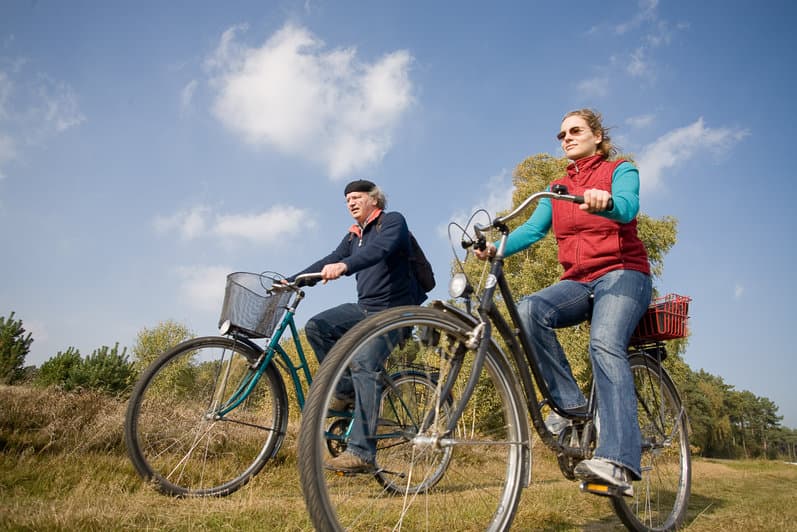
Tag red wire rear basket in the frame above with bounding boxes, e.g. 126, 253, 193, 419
630, 294, 691, 345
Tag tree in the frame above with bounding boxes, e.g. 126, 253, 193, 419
0, 312, 34, 384
131, 320, 194, 375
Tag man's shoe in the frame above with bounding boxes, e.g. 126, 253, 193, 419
324, 451, 375, 474
574, 458, 634, 497
329, 395, 355, 412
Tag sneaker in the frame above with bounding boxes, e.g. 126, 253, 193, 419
545, 411, 570, 435
329, 394, 355, 412
324, 451, 375, 474
574, 458, 634, 497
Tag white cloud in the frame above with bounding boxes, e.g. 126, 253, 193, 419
153, 205, 211, 240
38, 78, 85, 133
636, 118, 750, 193
0, 71, 11, 120
180, 79, 198, 112
0, 133, 15, 179
176, 265, 232, 313
576, 76, 609, 98
734, 283, 744, 300
627, 47, 654, 80
213, 205, 314, 243
615, 0, 659, 35
154, 203, 313, 244
205, 23, 414, 179
0, 66, 84, 177
625, 113, 655, 128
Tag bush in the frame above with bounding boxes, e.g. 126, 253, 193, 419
0, 312, 33, 384
35, 344, 134, 396
36, 347, 83, 389
74, 344, 135, 395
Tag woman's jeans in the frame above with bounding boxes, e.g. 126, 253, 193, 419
305, 303, 400, 464
516, 269, 652, 478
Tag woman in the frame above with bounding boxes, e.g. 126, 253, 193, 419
475, 109, 652, 495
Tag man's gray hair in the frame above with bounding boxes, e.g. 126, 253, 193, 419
370, 186, 387, 209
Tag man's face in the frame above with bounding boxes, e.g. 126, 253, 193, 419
346, 191, 378, 225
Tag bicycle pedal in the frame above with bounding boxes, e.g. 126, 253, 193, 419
579, 480, 628, 498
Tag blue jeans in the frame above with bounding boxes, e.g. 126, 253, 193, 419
516, 269, 652, 479
305, 303, 400, 463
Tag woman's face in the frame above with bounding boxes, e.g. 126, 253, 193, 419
559, 115, 602, 160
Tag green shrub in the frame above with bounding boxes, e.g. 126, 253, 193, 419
36, 344, 134, 396
36, 347, 83, 390
0, 312, 33, 384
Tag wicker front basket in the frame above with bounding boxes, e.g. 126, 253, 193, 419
630, 294, 691, 345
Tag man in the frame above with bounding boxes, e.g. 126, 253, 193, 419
291, 179, 422, 472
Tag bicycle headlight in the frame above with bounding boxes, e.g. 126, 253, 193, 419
448, 273, 471, 299
219, 319, 231, 335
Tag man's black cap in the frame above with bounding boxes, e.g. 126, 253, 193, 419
344, 179, 376, 195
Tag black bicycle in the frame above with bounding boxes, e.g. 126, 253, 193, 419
297, 187, 691, 531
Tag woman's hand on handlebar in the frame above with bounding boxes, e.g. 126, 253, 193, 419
473, 242, 496, 261
579, 188, 613, 213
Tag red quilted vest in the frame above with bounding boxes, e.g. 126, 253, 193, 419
550, 154, 650, 282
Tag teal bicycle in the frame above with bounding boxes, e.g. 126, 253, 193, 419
124, 271, 448, 497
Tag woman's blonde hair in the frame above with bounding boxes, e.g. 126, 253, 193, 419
563, 108, 617, 158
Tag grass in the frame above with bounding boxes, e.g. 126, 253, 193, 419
1, 384, 795, 531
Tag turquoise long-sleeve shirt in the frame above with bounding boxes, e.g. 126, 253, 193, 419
502, 162, 641, 257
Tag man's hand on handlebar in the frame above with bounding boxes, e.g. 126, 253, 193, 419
320, 262, 347, 282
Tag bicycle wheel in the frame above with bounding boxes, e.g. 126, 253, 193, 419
612, 353, 691, 531
124, 336, 288, 497
374, 369, 453, 494
298, 306, 528, 532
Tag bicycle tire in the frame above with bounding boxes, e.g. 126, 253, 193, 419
298, 306, 528, 531
124, 336, 288, 497
612, 353, 691, 531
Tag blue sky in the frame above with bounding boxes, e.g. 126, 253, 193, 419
2, 1, 795, 428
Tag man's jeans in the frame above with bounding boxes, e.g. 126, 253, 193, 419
516, 269, 652, 478
305, 303, 400, 464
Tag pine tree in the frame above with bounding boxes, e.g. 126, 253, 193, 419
0, 312, 34, 384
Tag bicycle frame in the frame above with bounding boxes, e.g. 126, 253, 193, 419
216, 278, 319, 417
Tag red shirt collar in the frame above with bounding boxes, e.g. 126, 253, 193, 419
348, 208, 383, 238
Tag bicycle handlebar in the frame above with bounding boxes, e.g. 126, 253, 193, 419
472, 186, 613, 242
269, 272, 324, 292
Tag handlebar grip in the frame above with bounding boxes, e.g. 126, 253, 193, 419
292, 272, 324, 288
573, 196, 614, 211
295, 277, 317, 288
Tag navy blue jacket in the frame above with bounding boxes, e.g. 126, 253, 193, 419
295, 210, 420, 311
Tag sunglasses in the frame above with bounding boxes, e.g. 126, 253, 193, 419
557, 126, 589, 141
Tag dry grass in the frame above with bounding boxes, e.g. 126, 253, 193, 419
1, 385, 795, 531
